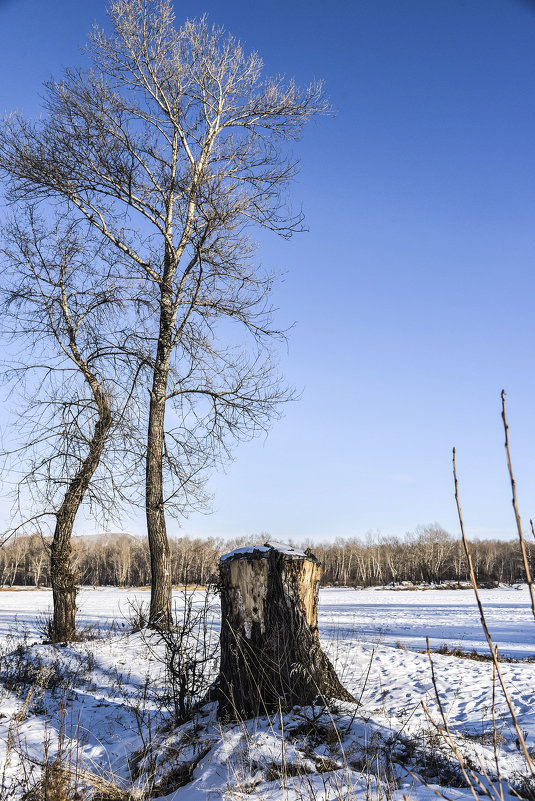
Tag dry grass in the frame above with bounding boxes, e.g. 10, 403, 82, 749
0, 587, 46, 592
421, 642, 535, 663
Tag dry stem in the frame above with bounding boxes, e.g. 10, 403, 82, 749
453, 446, 535, 777
501, 390, 535, 619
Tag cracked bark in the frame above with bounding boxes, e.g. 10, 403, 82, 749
50, 395, 112, 641
218, 543, 354, 720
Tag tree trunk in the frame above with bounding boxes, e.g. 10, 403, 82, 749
217, 542, 354, 721
146, 280, 173, 629
49, 396, 112, 641
146, 393, 172, 627
50, 513, 77, 641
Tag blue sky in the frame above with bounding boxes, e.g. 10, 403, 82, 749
1, 0, 535, 543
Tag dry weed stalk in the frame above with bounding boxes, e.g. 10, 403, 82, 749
452, 445, 535, 778
501, 390, 535, 619
422, 640, 504, 801
411, 393, 535, 801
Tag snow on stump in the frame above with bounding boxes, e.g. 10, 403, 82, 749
217, 542, 354, 721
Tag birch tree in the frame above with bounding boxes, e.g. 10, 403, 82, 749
0, 0, 328, 627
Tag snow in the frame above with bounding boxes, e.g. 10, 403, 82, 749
318, 585, 535, 656
220, 545, 271, 561
0, 584, 534, 800
220, 542, 307, 561
264, 541, 308, 557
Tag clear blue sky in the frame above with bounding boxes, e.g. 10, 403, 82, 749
1, 0, 535, 543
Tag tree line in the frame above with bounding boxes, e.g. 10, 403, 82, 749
1, 526, 531, 589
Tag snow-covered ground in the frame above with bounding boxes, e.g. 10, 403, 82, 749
0, 585, 534, 800
3, 584, 533, 655
319, 584, 535, 655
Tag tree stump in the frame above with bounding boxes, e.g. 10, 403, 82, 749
217, 542, 354, 720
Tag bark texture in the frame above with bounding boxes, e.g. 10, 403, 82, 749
146, 276, 174, 629
146, 367, 172, 628
50, 386, 112, 641
50, 521, 77, 642
218, 543, 354, 721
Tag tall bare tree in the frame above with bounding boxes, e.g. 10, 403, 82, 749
0, 209, 138, 640
0, 0, 328, 626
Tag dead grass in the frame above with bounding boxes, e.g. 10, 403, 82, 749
422, 642, 535, 663
0, 586, 46, 592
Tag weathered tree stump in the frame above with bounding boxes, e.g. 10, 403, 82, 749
217, 542, 354, 720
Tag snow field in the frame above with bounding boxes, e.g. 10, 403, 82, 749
0, 585, 533, 800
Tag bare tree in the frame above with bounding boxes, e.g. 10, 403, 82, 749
0, 0, 329, 627
0, 208, 138, 640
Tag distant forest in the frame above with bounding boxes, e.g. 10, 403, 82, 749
0, 525, 531, 588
